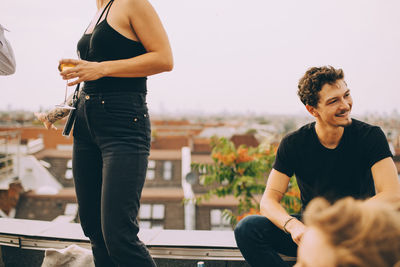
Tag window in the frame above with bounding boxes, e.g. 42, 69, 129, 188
65, 169, 73, 180
138, 204, 165, 229
210, 209, 232, 231
146, 170, 155, 180
148, 160, 156, 169
65, 159, 73, 180
139, 204, 151, 219
146, 160, 156, 180
198, 166, 207, 185
163, 161, 172, 180
64, 203, 78, 216
152, 204, 165, 219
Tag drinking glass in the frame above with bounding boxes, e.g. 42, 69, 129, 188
55, 63, 76, 110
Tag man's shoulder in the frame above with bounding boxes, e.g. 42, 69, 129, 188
345, 119, 389, 151
350, 118, 376, 128
283, 122, 315, 142
347, 118, 381, 136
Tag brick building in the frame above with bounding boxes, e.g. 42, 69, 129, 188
0, 124, 266, 231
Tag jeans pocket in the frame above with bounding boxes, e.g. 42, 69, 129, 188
95, 94, 151, 142
102, 94, 146, 118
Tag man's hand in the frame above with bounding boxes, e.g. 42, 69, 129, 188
34, 112, 57, 130
285, 218, 306, 245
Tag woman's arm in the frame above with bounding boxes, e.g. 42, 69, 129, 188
60, 0, 173, 86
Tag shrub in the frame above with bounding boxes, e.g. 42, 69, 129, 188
191, 136, 301, 227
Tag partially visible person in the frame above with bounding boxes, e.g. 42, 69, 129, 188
0, 24, 16, 75
295, 197, 400, 267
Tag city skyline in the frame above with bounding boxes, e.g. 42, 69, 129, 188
1, 0, 399, 116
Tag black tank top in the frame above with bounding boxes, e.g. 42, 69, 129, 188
77, 0, 147, 93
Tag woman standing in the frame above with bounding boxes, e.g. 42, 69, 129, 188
37, 0, 172, 266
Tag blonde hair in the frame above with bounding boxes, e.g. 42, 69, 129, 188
304, 197, 400, 267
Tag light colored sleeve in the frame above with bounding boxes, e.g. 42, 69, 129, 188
0, 24, 16, 75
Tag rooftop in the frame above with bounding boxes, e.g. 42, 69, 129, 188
0, 218, 296, 266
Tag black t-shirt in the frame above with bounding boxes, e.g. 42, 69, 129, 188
273, 118, 392, 208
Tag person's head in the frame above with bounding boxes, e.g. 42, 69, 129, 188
295, 197, 400, 267
298, 66, 352, 127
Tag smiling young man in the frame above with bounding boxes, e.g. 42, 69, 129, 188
234, 66, 400, 267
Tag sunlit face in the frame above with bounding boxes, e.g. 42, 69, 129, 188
294, 227, 336, 267
308, 79, 353, 128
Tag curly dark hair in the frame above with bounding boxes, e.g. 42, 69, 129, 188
297, 66, 344, 107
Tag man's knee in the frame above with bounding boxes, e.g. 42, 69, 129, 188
234, 215, 270, 244
234, 215, 255, 238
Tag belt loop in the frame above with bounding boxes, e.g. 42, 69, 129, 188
140, 93, 146, 106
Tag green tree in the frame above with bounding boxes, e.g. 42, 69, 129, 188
191, 136, 301, 227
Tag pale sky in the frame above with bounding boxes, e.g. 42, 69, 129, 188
1, 0, 399, 116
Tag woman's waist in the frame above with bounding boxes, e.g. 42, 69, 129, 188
83, 77, 147, 93
80, 89, 148, 111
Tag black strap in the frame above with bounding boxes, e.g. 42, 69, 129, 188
95, 0, 114, 27
72, 83, 81, 102
82, 0, 113, 35
62, 83, 81, 137
77, 1, 114, 85
104, 0, 114, 20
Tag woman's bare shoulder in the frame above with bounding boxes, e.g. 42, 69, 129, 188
118, 0, 152, 9
116, 0, 156, 20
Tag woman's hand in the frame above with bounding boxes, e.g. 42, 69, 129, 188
59, 59, 105, 86
34, 112, 57, 130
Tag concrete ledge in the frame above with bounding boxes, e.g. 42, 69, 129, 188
0, 218, 296, 266
1, 247, 253, 267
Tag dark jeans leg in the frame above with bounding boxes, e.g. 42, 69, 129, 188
101, 152, 155, 267
73, 137, 116, 267
73, 90, 155, 267
234, 215, 298, 267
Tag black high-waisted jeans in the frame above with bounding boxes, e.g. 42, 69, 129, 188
72, 89, 156, 267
